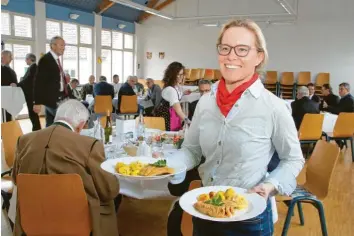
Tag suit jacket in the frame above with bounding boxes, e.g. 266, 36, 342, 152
146, 84, 162, 108
93, 82, 114, 98
328, 93, 354, 114
12, 124, 119, 236
135, 82, 145, 95
34, 52, 66, 108
117, 82, 135, 113
320, 93, 340, 112
188, 100, 199, 121
81, 83, 95, 100
67, 84, 81, 100
310, 94, 320, 103
291, 96, 320, 130
1, 65, 18, 86
18, 63, 37, 99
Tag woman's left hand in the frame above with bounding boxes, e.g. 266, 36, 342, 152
248, 183, 276, 200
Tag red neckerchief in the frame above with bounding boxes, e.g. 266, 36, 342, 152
216, 73, 259, 117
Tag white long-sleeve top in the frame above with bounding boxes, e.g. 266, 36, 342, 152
175, 78, 304, 196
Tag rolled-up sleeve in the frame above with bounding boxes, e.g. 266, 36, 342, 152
264, 104, 305, 196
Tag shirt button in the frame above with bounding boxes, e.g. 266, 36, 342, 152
210, 177, 214, 182
217, 160, 220, 164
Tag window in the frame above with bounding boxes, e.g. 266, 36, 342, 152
101, 29, 135, 83
14, 15, 32, 38
1, 12, 10, 35
46, 20, 93, 84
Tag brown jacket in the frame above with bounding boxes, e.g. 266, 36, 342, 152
12, 124, 119, 236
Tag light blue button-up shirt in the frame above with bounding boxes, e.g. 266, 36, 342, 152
175, 79, 304, 196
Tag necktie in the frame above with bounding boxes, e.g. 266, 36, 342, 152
57, 59, 68, 96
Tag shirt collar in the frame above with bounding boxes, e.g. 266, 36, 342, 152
50, 50, 59, 61
210, 78, 263, 99
55, 120, 74, 131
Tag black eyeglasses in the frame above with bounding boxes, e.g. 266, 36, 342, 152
217, 44, 257, 57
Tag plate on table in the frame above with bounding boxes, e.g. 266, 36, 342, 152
179, 186, 267, 222
145, 128, 162, 134
101, 156, 186, 180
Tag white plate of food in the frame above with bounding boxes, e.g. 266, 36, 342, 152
179, 186, 267, 222
101, 156, 186, 180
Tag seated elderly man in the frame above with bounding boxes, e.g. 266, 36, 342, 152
67, 78, 81, 100
144, 78, 162, 116
11, 99, 120, 236
117, 75, 143, 114
188, 80, 212, 120
291, 86, 320, 130
325, 82, 354, 114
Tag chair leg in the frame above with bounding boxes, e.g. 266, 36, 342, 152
314, 200, 328, 236
297, 202, 305, 225
282, 200, 297, 236
350, 137, 354, 162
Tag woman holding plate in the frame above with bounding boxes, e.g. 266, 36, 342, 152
173, 19, 304, 235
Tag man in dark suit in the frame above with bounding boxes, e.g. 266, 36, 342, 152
307, 83, 320, 103
67, 78, 81, 100
18, 53, 41, 131
188, 80, 212, 120
325, 82, 354, 114
1, 50, 18, 122
144, 78, 162, 115
33, 36, 69, 127
93, 76, 114, 98
117, 75, 142, 113
291, 86, 320, 130
12, 100, 120, 236
320, 84, 340, 112
81, 75, 95, 100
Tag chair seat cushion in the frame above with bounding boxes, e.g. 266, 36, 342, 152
1, 176, 14, 193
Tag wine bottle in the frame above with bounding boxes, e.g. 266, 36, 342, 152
104, 111, 112, 144
136, 109, 145, 141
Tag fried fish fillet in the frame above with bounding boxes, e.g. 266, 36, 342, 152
138, 166, 175, 176
194, 201, 236, 218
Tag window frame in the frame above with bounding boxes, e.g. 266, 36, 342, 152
45, 19, 94, 84
1, 11, 35, 42
101, 28, 135, 83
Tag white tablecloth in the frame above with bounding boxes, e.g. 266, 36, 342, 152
1, 86, 26, 121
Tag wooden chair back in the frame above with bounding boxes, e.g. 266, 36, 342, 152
181, 180, 202, 236
298, 114, 324, 140
315, 73, 330, 86
214, 69, 222, 80
17, 174, 91, 235
94, 95, 112, 114
265, 71, 278, 84
120, 95, 138, 113
280, 72, 294, 85
297, 72, 311, 85
189, 69, 201, 82
138, 78, 147, 89
184, 69, 191, 80
155, 80, 164, 89
304, 140, 340, 199
135, 117, 166, 131
332, 112, 354, 138
202, 69, 215, 81
1, 120, 23, 168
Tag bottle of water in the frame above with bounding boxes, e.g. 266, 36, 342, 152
136, 110, 145, 141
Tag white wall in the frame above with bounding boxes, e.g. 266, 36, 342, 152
136, 0, 354, 95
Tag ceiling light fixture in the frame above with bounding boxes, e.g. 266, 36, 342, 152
69, 13, 80, 20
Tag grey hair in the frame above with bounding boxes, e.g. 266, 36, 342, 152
339, 82, 350, 91
54, 99, 89, 129
146, 78, 154, 82
198, 79, 212, 86
26, 53, 36, 62
70, 78, 79, 84
99, 75, 107, 82
65, 72, 71, 78
298, 86, 309, 97
127, 75, 136, 81
50, 36, 64, 49
1, 50, 12, 58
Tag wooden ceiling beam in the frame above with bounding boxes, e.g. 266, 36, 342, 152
138, 0, 175, 22
96, 0, 115, 15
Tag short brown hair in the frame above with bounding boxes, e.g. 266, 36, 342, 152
217, 19, 268, 72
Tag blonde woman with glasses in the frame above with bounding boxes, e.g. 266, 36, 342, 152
171, 19, 304, 235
